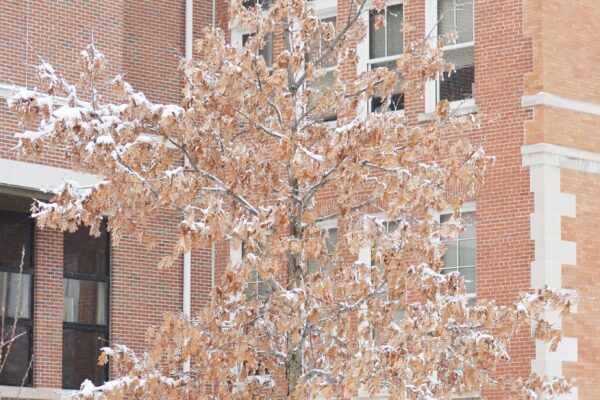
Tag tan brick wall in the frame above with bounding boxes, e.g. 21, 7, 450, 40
525, 107, 600, 153
523, 0, 600, 152
523, 0, 600, 104
561, 168, 600, 399
522, 1, 600, 396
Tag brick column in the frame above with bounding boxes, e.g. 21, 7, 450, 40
33, 228, 63, 388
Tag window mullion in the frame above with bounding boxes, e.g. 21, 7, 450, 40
384, 7, 388, 58
453, 0, 457, 30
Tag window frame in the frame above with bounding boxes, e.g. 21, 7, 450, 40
311, 13, 339, 123
62, 225, 110, 390
242, 0, 271, 10
307, 217, 338, 275
303, 1, 338, 123
433, 201, 476, 303
232, 28, 274, 72
0, 208, 35, 387
357, 0, 406, 119
358, 213, 405, 344
424, 0, 475, 114
358, 213, 403, 267
230, 241, 270, 300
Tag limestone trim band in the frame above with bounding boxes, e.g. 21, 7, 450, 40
0, 158, 100, 195
522, 142, 600, 174
0, 385, 75, 400
522, 91, 600, 117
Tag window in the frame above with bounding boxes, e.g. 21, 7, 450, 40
0, 201, 34, 387
437, 0, 474, 103
369, 219, 401, 269
234, 0, 273, 69
241, 32, 273, 70
440, 209, 476, 305
242, 0, 271, 10
245, 268, 270, 299
307, 221, 338, 274
308, 15, 338, 122
232, 243, 270, 299
62, 224, 109, 389
361, 217, 404, 343
367, 2, 404, 113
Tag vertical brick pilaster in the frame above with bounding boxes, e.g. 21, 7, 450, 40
33, 228, 63, 388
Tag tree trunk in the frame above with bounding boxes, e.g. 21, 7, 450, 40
286, 183, 303, 396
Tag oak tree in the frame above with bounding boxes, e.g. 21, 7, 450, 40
8, 0, 572, 398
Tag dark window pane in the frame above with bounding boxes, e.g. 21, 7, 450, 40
0, 324, 32, 386
63, 329, 107, 389
440, 65, 474, 102
244, 269, 268, 299
369, 60, 404, 112
440, 46, 474, 102
243, 0, 270, 10
64, 279, 108, 325
0, 210, 33, 271
371, 93, 404, 113
0, 272, 32, 319
64, 225, 108, 276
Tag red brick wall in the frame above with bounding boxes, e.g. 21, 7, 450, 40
0, 0, 554, 397
0, 0, 204, 391
33, 228, 63, 388
474, 0, 536, 395
110, 211, 186, 354
210, 1, 537, 398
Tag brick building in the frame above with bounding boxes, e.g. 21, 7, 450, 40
0, 0, 597, 399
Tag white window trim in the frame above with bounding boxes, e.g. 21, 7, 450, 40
230, 240, 243, 267
307, 3, 338, 125
308, 217, 338, 274
417, 98, 478, 122
230, 27, 274, 73
230, 240, 269, 297
309, 0, 337, 18
431, 201, 476, 301
356, 0, 406, 120
424, 0, 476, 114
357, 212, 401, 266
317, 216, 337, 231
